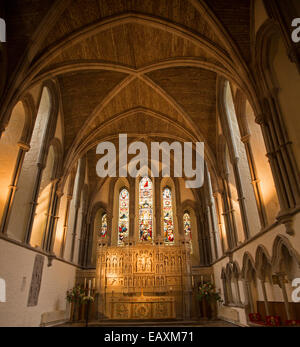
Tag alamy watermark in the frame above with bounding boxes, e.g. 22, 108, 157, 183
96, 134, 205, 188
0, 278, 6, 303
0, 18, 6, 43
292, 18, 300, 43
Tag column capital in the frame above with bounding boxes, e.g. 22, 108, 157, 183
17, 141, 30, 151
240, 134, 251, 144
255, 114, 266, 126
56, 190, 64, 198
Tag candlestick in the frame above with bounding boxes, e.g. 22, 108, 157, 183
93, 278, 96, 289
84, 278, 87, 289
88, 280, 91, 289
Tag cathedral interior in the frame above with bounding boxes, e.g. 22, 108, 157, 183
0, 0, 300, 327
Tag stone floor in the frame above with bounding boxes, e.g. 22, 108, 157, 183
58, 319, 239, 327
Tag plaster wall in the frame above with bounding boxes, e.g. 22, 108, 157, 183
0, 239, 76, 327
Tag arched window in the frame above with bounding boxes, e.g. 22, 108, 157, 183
100, 213, 107, 238
118, 189, 129, 245
183, 212, 193, 253
163, 187, 174, 243
139, 177, 153, 242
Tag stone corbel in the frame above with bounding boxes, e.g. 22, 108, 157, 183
278, 214, 295, 236
47, 253, 56, 267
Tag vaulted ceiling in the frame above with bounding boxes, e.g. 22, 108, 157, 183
2, 0, 253, 188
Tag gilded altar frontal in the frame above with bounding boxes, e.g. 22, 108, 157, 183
0, 0, 300, 329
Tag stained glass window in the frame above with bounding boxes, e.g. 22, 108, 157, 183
139, 177, 153, 242
100, 213, 107, 238
183, 212, 192, 253
118, 189, 129, 245
163, 187, 174, 243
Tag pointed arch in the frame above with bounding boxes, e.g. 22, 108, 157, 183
272, 235, 300, 275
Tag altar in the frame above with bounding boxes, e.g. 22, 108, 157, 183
76, 240, 193, 320
110, 293, 175, 320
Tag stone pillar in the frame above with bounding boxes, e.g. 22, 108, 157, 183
70, 202, 80, 263
154, 177, 161, 238
25, 162, 45, 245
208, 202, 219, 260
256, 114, 300, 229
260, 279, 270, 316
42, 179, 61, 253
213, 192, 225, 254
234, 277, 242, 305
83, 220, 92, 267
222, 278, 229, 305
221, 178, 237, 249
241, 135, 267, 227
129, 178, 136, 240
77, 206, 87, 266
1, 142, 30, 235
277, 273, 292, 320
231, 157, 250, 240
245, 280, 255, 313
60, 194, 72, 258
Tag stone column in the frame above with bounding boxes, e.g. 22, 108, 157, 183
70, 202, 80, 263
208, 202, 219, 260
129, 178, 136, 240
77, 206, 87, 266
256, 113, 300, 219
277, 273, 292, 320
60, 194, 72, 258
154, 177, 162, 239
221, 179, 237, 249
42, 179, 61, 253
245, 280, 255, 313
233, 277, 242, 305
231, 157, 250, 240
260, 279, 270, 316
241, 135, 267, 227
25, 162, 45, 245
83, 220, 92, 267
213, 192, 225, 254
195, 211, 206, 266
1, 142, 30, 235
222, 278, 229, 305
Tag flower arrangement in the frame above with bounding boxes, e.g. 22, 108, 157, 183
66, 285, 85, 304
197, 282, 223, 303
